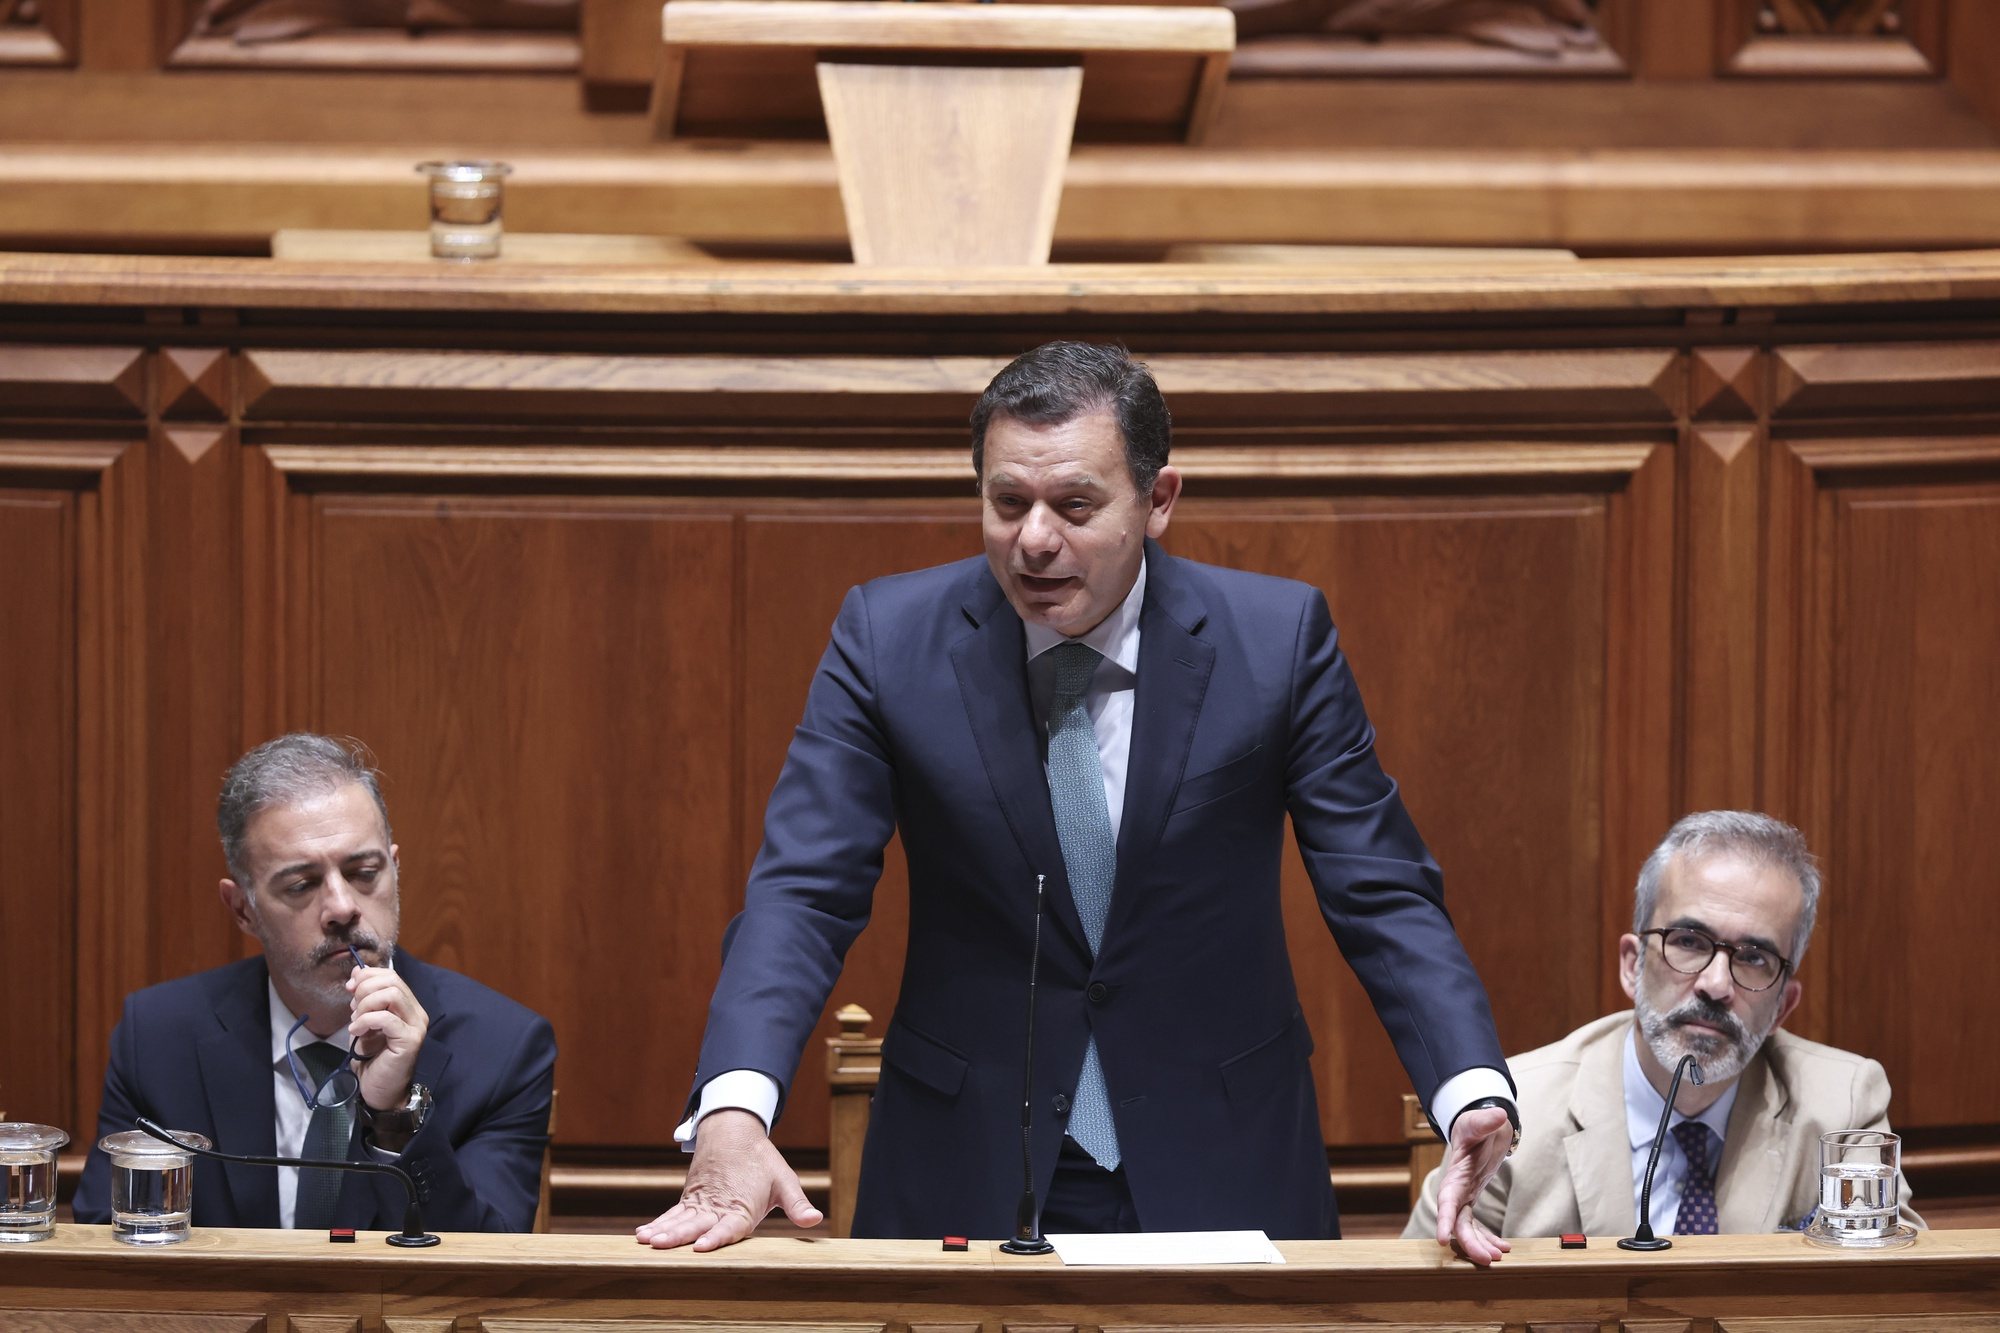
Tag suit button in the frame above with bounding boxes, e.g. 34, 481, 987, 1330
1053, 1093, 1070, 1116
1087, 982, 1109, 1004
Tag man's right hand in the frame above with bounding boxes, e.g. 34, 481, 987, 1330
635, 1109, 824, 1251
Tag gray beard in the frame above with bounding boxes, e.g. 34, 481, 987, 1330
1635, 983, 1771, 1086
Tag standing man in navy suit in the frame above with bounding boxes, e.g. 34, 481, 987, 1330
639, 343, 1517, 1261
74, 733, 555, 1232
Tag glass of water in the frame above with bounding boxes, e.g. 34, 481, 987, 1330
1804, 1129, 1917, 1249
0, 1123, 68, 1242
415, 160, 513, 260
97, 1128, 207, 1245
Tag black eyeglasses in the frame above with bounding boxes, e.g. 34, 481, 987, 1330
283, 1010, 368, 1110
1640, 926, 1792, 992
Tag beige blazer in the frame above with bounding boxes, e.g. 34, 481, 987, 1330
1405, 1011, 1923, 1238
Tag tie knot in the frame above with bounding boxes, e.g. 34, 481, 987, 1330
287, 1040, 346, 1084
1049, 640, 1101, 700
1672, 1120, 1716, 1179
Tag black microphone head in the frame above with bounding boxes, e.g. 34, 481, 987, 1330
134, 1117, 191, 1149
1688, 1061, 1705, 1086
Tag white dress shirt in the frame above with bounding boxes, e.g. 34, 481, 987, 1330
678, 561, 1510, 1146
1623, 1027, 1739, 1235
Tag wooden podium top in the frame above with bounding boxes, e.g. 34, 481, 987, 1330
2, 1225, 1997, 1329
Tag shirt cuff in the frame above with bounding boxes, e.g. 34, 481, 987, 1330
363, 1139, 404, 1164
672, 1069, 782, 1149
1430, 1066, 1515, 1140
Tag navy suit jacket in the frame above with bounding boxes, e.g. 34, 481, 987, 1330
74, 952, 555, 1233
690, 541, 1507, 1239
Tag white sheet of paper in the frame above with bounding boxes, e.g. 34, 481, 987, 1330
1046, 1230, 1285, 1266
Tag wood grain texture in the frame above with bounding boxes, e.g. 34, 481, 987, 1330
0, 1228, 1994, 1329
1683, 424, 1763, 815
294, 496, 742, 1146
1773, 340, 2000, 417
664, 1, 1233, 53
819, 62, 1080, 267
0, 489, 76, 1130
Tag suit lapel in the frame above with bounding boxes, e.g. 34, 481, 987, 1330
1564, 1023, 1639, 1235
1718, 1046, 1790, 1233
1103, 545, 1212, 949
950, 578, 1090, 958
194, 960, 281, 1227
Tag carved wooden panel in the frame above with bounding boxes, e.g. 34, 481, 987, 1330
268, 487, 742, 1146
482, 1324, 887, 1333
1173, 445, 1674, 1138
235, 348, 1679, 431
162, 0, 580, 72
1231, 0, 1635, 79
0, 0, 76, 65
0, 345, 145, 418
1720, 0, 1944, 76
1772, 340, 2000, 418
0, 487, 75, 1129
0, 1314, 264, 1333
1768, 433, 2000, 1120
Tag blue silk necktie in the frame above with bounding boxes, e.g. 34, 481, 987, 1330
1045, 641, 1121, 1170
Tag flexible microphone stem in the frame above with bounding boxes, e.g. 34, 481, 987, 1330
1618, 1054, 1705, 1252
136, 1115, 441, 1247
999, 873, 1054, 1256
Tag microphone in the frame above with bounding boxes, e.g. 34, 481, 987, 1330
1618, 1054, 1705, 1251
136, 1116, 441, 1247
999, 873, 1054, 1256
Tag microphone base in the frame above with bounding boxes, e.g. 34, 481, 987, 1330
388, 1232, 443, 1248
1617, 1235, 1672, 1251
999, 1235, 1055, 1255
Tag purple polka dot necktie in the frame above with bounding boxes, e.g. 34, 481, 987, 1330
1671, 1120, 1719, 1235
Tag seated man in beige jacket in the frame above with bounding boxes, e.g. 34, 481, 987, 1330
1408, 811, 1922, 1239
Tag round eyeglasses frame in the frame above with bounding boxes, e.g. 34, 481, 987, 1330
283, 1011, 368, 1111
1639, 926, 1792, 992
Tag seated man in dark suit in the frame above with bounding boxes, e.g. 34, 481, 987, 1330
74, 733, 555, 1232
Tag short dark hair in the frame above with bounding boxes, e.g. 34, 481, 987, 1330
217, 733, 391, 884
969, 341, 1172, 492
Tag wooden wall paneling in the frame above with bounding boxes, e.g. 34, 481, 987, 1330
0, 345, 145, 418
0, 0, 75, 65
1782, 434, 2000, 1126
1772, 339, 2000, 419
234, 347, 1679, 433
145, 346, 244, 992
1945, 0, 2000, 136
1632, 0, 1718, 78
0, 473, 76, 1128
251, 451, 753, 1148
75, 0, 174, 69
1598, 441, 1677, 1017
1683, 347, 1765, 816
738, 506, 980, 1149
1164, 436, 1672, 1142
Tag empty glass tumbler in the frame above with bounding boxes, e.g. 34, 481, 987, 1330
98, 1128, 207, 1245
0, 1123, 68, 1242
416, 160, 513, 260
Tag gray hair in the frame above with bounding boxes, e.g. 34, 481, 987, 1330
1633, 810, 1822, 967
217, 733, 391, 885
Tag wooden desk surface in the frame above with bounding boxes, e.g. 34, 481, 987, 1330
5, 247, 2000, 318
3, 1226, 1997, 1331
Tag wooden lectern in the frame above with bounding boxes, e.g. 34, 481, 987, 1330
652, 0, 1235, 265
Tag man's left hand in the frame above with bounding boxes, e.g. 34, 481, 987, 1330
1431, 1104, 1514, 1267
348, 963, 429, 1117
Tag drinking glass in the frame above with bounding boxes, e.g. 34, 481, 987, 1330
416, 160, 513, 260
0, 1123, 68, 1242
98, 1128, 207, 1245
1804, 1129, 1917, 1249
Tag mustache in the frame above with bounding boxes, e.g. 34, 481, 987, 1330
309, 932, 383, 966
1665, 995, 1747, 1043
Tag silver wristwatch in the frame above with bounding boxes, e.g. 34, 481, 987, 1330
363, 1081, 433, 1138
